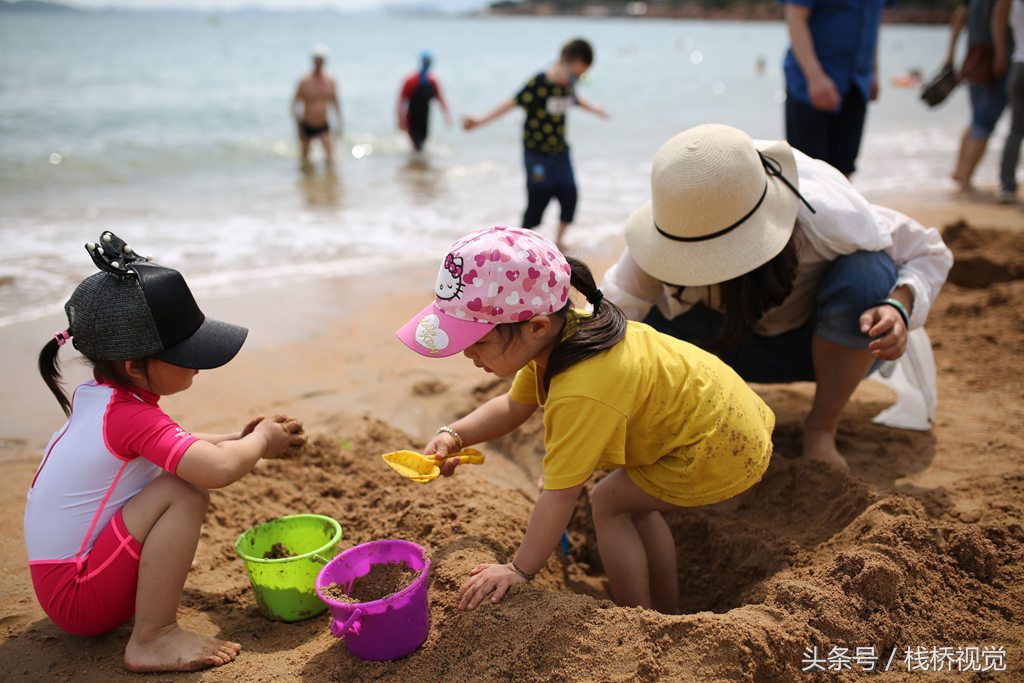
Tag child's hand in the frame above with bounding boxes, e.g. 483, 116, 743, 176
458, 563, 526, 610
255, 415, 306, 458
240, 416, 264, 438
254, 419, 290, 457
424, 432, 460, 459
273, 414, 307, 455
461, 115, 480, 131
424, 432, 463, 476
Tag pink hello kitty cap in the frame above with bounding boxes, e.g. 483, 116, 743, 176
397, 226, 572, 358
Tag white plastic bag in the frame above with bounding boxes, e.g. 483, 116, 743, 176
870, 327, 937, 431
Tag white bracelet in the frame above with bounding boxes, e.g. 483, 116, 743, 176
436, 425, 463, 451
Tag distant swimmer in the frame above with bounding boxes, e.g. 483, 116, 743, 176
292, 43, 341, 169
397, 51, 452, 153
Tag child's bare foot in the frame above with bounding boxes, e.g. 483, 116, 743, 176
802, 426, 849, 472
124, 624, 241, 672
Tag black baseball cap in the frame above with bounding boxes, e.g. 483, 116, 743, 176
64, 232, 248, 369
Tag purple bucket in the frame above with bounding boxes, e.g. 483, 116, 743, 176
315, 539, 431, 661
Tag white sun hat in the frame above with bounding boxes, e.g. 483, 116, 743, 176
624, 123, 812, 287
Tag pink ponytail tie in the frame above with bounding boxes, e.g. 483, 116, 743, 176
54, 330, 71, 347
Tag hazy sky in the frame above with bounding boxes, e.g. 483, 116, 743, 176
61, 0, 490, 11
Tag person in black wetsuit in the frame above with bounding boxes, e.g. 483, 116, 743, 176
397, 51, 451, 153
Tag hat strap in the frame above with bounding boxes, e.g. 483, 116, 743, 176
655, 181, 767, 243
759, 151, 816, 214
653, 151, 815, 244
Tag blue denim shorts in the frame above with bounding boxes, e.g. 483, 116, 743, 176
969, 78, 1009, 139
643, 251, 898, 384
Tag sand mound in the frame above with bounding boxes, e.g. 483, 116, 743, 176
942, 220, 1024, 288
183, 417, 1021, 682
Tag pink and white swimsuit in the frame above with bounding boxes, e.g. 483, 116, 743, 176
24, 377, 197, 636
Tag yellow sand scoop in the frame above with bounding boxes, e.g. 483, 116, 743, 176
382, 449, 485, 483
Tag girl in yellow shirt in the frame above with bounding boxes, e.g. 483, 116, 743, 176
396, 226, 774, 614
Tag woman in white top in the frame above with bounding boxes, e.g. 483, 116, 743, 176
601, 124, 953, 471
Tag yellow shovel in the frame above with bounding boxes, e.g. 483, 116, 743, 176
382, 448, 485, 483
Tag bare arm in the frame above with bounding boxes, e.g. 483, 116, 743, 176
331, 79, 342, 132
175, 422, 284, 489
575, 96, 609, 119
785, 3, 841, 111
993, 0, 1012, 77
871, 32, 881, 101
425, 393, 537, 458
292, 82, 304, 122
176, 417, 305, 489
433, 78, 452, 124
458, 484, 584, 610
191, 431, 241, 445
397, 83, 408, 130
513, 485, 583, 575
945, 6, 968, 67
191, 414, 274, 445
462, 99, 517, 131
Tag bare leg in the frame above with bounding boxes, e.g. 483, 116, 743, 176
952, 127, 988, 194
320, 133, 334, 168
803, 334, 876, 471
591, 470, 679, 611
555, 222, 570, 251
299, 131, 312, 169
633, 510, 679, 614
120, 475, 241, 673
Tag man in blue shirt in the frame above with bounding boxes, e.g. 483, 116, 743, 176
782, 0, 893, 177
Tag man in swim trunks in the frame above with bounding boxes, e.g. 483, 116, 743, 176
292, 44, 341, 169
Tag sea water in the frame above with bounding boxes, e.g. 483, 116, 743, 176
0, 12, 974, 324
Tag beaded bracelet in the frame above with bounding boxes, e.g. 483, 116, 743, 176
876, 298, 910, 328
509, 561, 534, 582
435, 425, 463, 451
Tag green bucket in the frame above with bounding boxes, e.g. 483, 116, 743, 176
235, 514, 343, 622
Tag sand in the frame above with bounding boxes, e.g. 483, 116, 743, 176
322, 563, 421, 604
0, 197, 1022, 681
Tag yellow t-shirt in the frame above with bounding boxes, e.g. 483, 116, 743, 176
509, 321, 775, 507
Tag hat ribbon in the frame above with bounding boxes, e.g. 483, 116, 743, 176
654, 151, 815, 244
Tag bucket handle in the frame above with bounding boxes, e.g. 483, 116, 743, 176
330, 607, 363, 638
312, 552, 333, 564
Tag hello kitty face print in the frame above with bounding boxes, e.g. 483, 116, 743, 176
435, 254, 465, 301
396, 226, 573, 358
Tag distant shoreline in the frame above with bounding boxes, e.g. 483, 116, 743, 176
480, 5, 952, 26
2, 0, 953, 25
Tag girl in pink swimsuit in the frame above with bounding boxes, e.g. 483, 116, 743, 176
26, 232, 306, 673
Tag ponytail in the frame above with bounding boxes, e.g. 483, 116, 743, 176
543, 256, 627, 391
39, 337, 71, 416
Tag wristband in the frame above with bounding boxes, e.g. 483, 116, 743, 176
436, 425, 463, 451
509, 561, 534, 582
876, 298, 910, 329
